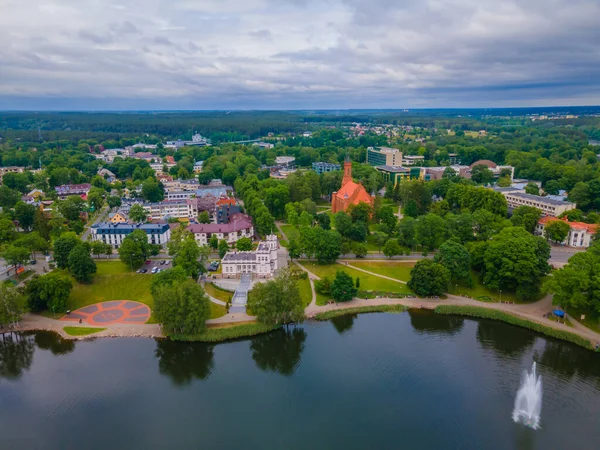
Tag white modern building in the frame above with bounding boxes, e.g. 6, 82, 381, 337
143, 199, 198, 220
221, 235, 279, 278
535, 217, 597, 248
91, 222, 171, 248
275, 156, 296, 168
503, 192, 576, 217
186, 213, 254, 245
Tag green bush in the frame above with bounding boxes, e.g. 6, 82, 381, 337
314, 304, 405, 320
434, 305, 594, 350
170, 323, 280, 342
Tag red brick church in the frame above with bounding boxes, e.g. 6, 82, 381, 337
331, 158, 374, 213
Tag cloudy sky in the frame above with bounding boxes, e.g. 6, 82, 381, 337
1, 0, 599, 110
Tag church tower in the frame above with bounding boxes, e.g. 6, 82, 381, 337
341, 154, 352, 186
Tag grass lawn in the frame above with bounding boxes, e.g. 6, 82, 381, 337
350, 261, 415, 282
316, 291, 330, 306
302, 261, 413, 294
63, 326, 106, 336
279, 224, 300, 241
451, 271, 518, 303
209, 302, 227, 319
95, 261, 131, 275
316, 199, 331, 206
204, 282, 233, 303
297, 277, 312, 307
569, 307, 600, 334
365, 235, 382, 252
17, 270, 34, 281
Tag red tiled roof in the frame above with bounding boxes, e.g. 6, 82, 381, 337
538, 216, 598, 233
186, 213, 252, 234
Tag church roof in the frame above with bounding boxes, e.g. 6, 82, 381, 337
334, 180, 373, 203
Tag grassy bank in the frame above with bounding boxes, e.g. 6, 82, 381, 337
170, 322, 280, 343
314, 304, 405, 320
434, 305, 596, 351
204, 282, 233, 303
63, 326, 106, 336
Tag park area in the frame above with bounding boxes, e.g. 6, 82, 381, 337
59, 261, 226, 322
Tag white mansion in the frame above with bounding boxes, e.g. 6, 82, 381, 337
221, 235, 279, 278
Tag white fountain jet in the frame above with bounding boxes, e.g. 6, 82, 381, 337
512, 362, 543, 430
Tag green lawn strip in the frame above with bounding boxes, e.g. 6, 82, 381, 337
297, 277, 312, 307
279, 224, 300, 241
17, 270, 34, 281
350, 261, 415, 282
170, 322, 280, 342
303, 261, 413, 294
314, 304, 405, 320
63, 326, 106, 336
209, 302, 227, 319
204, 282, 234, 303
95, 261, 132, 275
434, 305, 595, 351
316, 291, 330, 306
568, 307, 600, 334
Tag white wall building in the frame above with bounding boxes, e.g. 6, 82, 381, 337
504, 192, 576, 217
535, 217, 597, 248
91, 222, 171, 248
143, 199, 198, 220
186, 213, 254, 245
221, 235, 279, 278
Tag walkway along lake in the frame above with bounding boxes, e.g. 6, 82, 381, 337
1, 310, 600, 450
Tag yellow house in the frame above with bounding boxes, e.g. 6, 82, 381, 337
28, 189, 45, 200
109, 212, 129, 223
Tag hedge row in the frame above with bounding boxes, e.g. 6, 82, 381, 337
434, 305, 595, 351
314, 304, 405, 320
170, 323, 280, 343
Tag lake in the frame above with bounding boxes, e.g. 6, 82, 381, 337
1, 310, 600, 450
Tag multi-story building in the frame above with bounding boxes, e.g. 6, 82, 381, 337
275, 156, 296, 168
503, 192, 576, 217
91, 222, 171, 248
402, 155, 425, 166
312, 162, 341, 174
535, 217, 597, 248
108, 211, 129, 223
216, 197, 240, 224
375, 165, 412, 185
0, 166, 25, 184
221, 235, 279, 279
366, 147, 403, 167
55, 183, 91, 199
193, 161, 204, 173
186, 213, 253, 246
143, 199, 198, 221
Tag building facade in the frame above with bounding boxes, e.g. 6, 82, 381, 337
55, 183, 91, 199
0, 166, 25, 184
366, 147, 403, 167
312, 162, 341, 174
221, 235, 279, 278
143, 199, 198, 220
186, 213, 254, 245
91, 222, 171, 248
535, 217, 597, 248
216, 197, 240, 224
504, 192, 576, 217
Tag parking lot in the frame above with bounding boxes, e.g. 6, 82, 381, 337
136, 259, 171, 274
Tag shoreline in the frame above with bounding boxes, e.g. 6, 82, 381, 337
4, 299, 600, 352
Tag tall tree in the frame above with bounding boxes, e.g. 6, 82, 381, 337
218, 239, 229, 258
236, 237, 253, 251
2, 245, 31, 270
434, 240, 472, 286
0, 218, 17, 244
129, 204, 147, 223
0, 285, 25, 327
330, 270, 358, 302
119, 229, 151, 269
511, 206, 542, 234
14, 202, 36, 231
68, 244, 97, 282
544, 220, 571, 243
198, 211, 210, 224
408, 259, 450, 296
53, 232, 81, 269
25, 273, 73, 313
153, 280, 211, 335
247, 269, 304, 325
58, 196, 86, 221
173, 237, 203, 279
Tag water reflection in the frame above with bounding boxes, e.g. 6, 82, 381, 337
331, 314, 357, 334
538, 339, 600, 386
30, 331, 75, 355
408, 309, 464, 335
250, 326, 307, 376
0, 332, 34, 380
476, 321, 535, 358
155, 339, 215, 386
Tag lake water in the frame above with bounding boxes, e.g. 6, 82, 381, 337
1, 310, 600, 450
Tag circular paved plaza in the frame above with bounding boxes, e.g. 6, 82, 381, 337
61, 301, 151, 326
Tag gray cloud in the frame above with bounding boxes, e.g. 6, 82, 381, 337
0, 0, 599, 109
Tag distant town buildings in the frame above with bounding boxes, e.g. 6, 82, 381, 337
0, 166, 25, 184
221, 235, 279, 278
312, 162, 341, 174
402, 155, 425, 166
536, 217, 596, 248
91, 222, 171, 248
55, 183, 91, 199
143, 199, 199, 221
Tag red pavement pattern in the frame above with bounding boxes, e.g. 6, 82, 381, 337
61, 301, 151, 326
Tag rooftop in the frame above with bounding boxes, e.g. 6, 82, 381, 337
186, 213, 252, 234
506, 192, 575, 206
376, 165, 410, 173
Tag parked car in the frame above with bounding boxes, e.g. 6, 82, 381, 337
140, 269, 148, 274
151, 267, 158, 274
30, 260, 37, 265
145, 260, 151, 265
136, 269, 142, 273
160, 260, 166, 265
165, 260, 171, 265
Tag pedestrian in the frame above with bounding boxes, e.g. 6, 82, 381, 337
79, 318, 82, 324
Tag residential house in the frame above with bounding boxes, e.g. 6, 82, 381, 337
221, 235, 279, 279
55, 183, 91, 199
